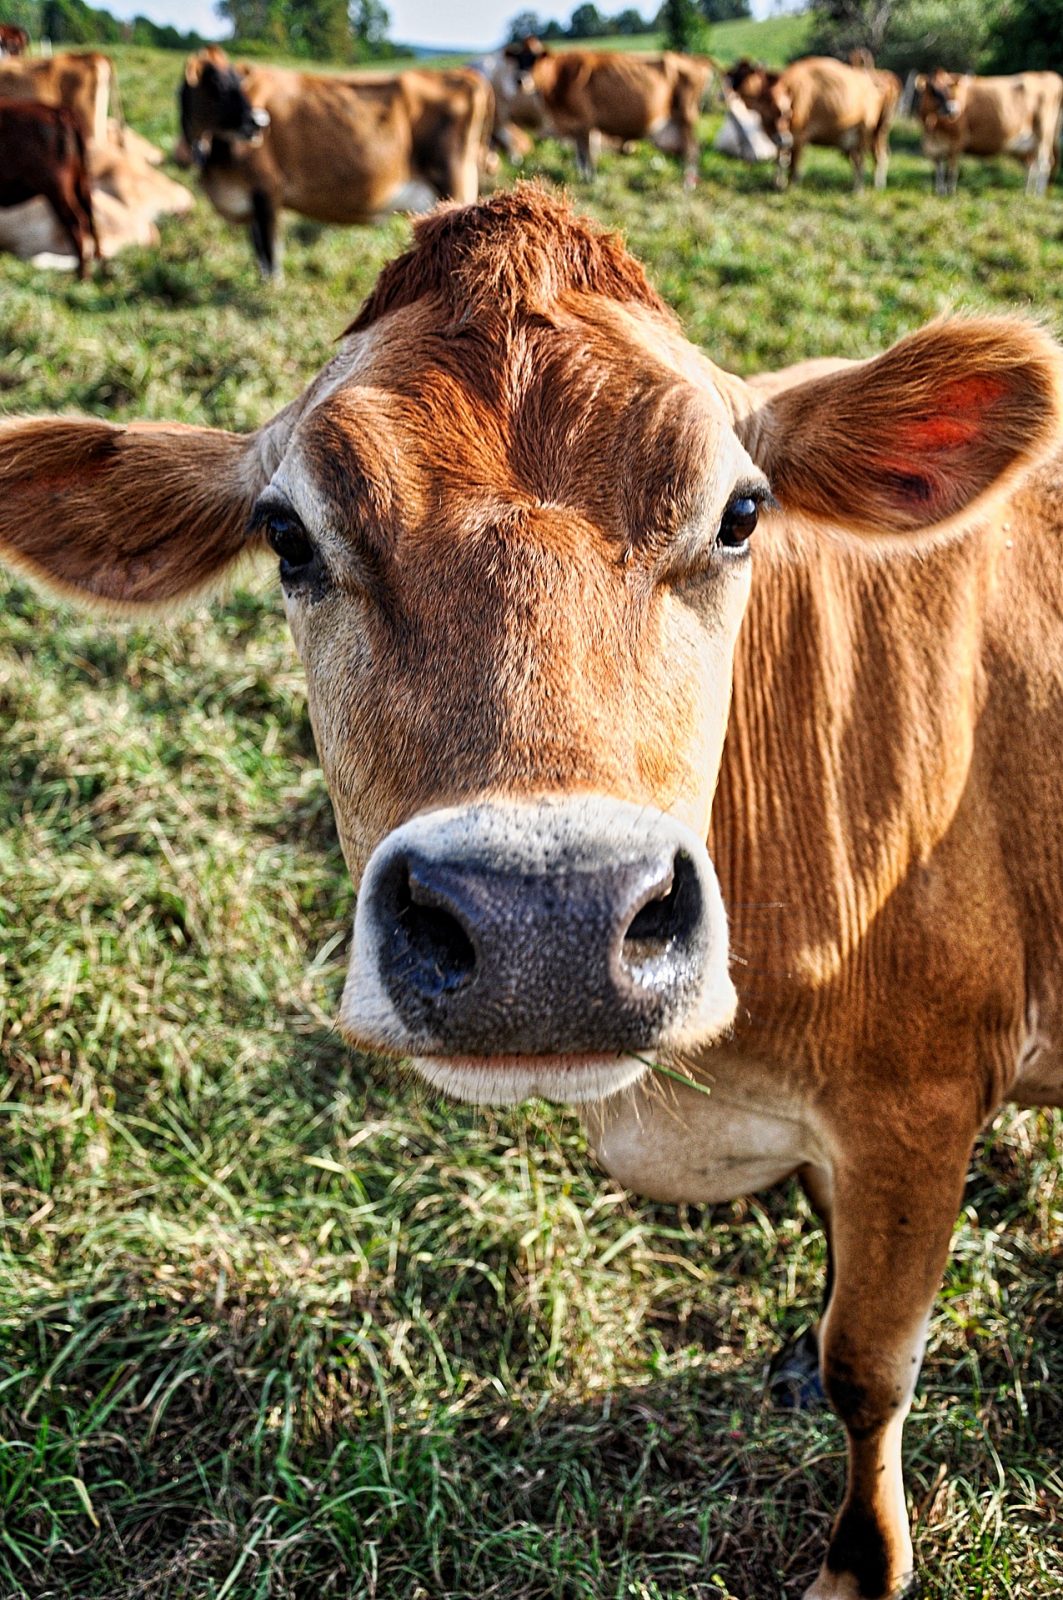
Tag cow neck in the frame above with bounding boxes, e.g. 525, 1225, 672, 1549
710, 520, 995, 1003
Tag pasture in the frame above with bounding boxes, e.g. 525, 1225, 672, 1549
1, 40, 1062, 1600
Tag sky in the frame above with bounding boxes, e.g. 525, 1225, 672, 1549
108, 0, 777, 52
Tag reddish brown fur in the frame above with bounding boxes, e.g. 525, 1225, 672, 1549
0, 23, 28, 55
0, 50, 113, 143
1, 190, 1062, 1600
0, 100, 100, 277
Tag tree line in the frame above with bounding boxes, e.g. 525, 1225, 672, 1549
807, 0, 1062, 76
506, 0, 749, 49
2, 0, 406, 59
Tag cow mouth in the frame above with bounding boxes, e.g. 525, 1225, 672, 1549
411, 1051, 649, 1106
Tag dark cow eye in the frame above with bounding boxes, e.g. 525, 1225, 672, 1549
718, 494, 760, 550
264, 510, 317, 580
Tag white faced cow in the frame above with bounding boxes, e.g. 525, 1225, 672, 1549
1, 189, 1061, 1600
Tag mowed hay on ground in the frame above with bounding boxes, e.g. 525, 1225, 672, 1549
1, 42, 1062, 1600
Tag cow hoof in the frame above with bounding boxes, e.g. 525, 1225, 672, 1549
765, 1325, 824, 1410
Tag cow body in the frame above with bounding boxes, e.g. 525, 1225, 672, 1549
508, 38, 712, 182
917, 69, 1063, 195
1, 190, 1062, 1598
181, 48, 491, 276
732, 54, 900, 189
0, 50, 113, 144
0, 100, 99, 276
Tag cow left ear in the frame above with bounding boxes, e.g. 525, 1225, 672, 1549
742, 318, 1063, 538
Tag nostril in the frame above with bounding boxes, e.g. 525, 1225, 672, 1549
620, 850, 703, 977
390, 862, 476, 999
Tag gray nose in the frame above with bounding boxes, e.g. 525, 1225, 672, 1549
347, 798, 728, 1057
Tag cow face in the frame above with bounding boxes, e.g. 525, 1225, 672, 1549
733, 69, 793, 150
503, 35, 548, 97
2, 191, 1061, 1108
180, 48, 270, 150
916, 69, 965, 131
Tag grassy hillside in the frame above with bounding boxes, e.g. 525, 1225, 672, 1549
0, 40, 1060, 1600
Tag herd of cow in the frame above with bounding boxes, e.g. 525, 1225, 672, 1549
0, 31, 1060, 278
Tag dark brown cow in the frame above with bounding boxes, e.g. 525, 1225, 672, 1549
1, 189, 1062, 1599
0, 99, 99, 276
180, 47, 491, 277
731, 54, 900, 189
915, 67, 1063, 195
0, 50, 114, 144
0, 22, 29, 56
507, 36, 713, 182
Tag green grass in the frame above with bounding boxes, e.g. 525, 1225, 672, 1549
0, 41, 1061, 1600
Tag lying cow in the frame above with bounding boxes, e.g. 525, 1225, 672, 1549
0, 100, 99, 276
506, 36, 712, 183
0, 119, 192, 271
180, 46, 491, 277
731, 54, 900, 189
0, 49, 115, 145
915, 67, 1063, 196
2, 187, 1063, 1599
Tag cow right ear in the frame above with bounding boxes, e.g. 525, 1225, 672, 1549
0, 416, 281, 612
913, 73, 926, 91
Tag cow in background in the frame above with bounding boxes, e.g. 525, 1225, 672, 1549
0, 22, 29, 55
0, 99, 99, 276
179, 48, 491, 277
0, 50, 115, 144
915, 68, 1063, 195
506, 36, 713, 183
730, 54, 899, 189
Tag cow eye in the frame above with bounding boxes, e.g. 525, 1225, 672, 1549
263, 509, 317, 581
717, 493, 760, 550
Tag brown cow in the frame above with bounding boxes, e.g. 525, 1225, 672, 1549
0, 100, 99, 276
915, 67, 1063, 196
0, 22, 28, 56
0, 50, 114, 144
507, 37, 713, 183
180, 47, 491, 277
1, 189, 1062, 1598
731, 54, 900, 189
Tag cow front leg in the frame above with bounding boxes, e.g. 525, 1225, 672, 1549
804, 1125, 976, 1600
249, 187, 280, 279
574, 128, 599, 180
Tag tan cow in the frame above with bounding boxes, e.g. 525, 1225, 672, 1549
0, 50, 114, 144
506, 37, 713, 183
180, 47, 491, 277
731, 54, 900, 189
2, 188, 1063, 1599
916, 67, 1063, 196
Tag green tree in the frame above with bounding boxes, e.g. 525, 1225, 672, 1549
613, 7, 649, 32
351, 0, 390, 51
699, 0, 750, 19
984, 0, 1063, 71
568, 3, 608, 36
506, 9, 545, 41
658, 0, 709, 51
807, 0, 1001, 71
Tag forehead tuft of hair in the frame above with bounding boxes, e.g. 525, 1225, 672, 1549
345, 185, 670, 335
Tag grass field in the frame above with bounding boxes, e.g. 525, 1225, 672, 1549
1, 37, 1062, 1600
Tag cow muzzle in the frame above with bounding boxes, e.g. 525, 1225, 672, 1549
339, 796, 736, 1105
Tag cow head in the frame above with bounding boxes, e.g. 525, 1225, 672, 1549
180, 46, 270, 153
1, 190, 1061, 1107
503, 35, 549, 97
731, 67, 793, 150
915, 69, 967, 131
